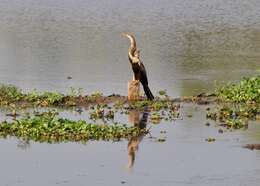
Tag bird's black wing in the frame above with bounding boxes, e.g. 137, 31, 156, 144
139, 62, 148, 85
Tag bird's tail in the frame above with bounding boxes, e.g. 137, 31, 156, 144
143, 84, 154, 100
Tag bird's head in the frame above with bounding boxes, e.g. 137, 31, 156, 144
121, 32, 133, 39
121, 32, 136, 48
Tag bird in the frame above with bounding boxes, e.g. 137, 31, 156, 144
122, 33, 154, 100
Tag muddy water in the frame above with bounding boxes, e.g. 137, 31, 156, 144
0, 1, 260, 186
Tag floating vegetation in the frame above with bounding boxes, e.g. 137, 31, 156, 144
105, 110, 115, 120
150, 101, 169, 111
113, 100, 125, 110
89, 104, 106, 120
205, 138, 216, 142
0, 84, 24, 104
160, 130, 167, 134
216, 75, 260, 104
0, 112, 148, 143
207, 76, 260, 130
150, 112, 163, 124
127, 99, 179, 112
166, 110, 180, 121
205, 122, 211, 126
1, 76, 257, 137
89, 108, 104, 120
206, 104, 258, 130
207, 104, 259, 121
158, 90, 167, 96
156, 138, 166, 143
89, 104, 115, 121
127, 100, 180, 122
128, 100, 151, 110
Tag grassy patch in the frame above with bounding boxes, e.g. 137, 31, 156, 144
26, 89, 64, 105
0, 85, 67, 106
0, 85, 90, 107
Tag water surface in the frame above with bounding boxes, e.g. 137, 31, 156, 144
0, 1, 260, 186
0, 0, 259, 96
1, 104, 260, 186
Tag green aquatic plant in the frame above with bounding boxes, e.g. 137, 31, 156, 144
87, 91, 103, 101
129, 100, 151, 110
26, 89, 40, 102
0, 84, 24, 104
0, 83, 180, 113
105, 110, 115, 120
150, 101, 168, 111
0, 112, 147, 143
166, 110, 180, 121
216, 75, 260, 103
224, 119, 247, 129
206, 104, 258, 130
90, 106, 104, 120
0, 85, 89, 107
113, 100, 125, 110
90, 104, 115, 120
205, 138, 216, 142
158, 90, 167, 96
91, 91, 103, 98
41, 92, 64, 105
208, 104, 259, 120
156, 138, 166, 143
150, 112, 162, 124
68, 87, 84, 97
128, 99, 172, 111
0, 85, 67, 106
209, 76, 260, 130
25, 90, 64, 106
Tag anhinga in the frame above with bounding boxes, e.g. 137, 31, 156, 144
122, 33, 154, 100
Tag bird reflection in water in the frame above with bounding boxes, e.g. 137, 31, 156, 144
127, 106, 149, 169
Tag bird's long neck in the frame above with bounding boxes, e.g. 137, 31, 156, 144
127, 34, 136, 51
125, 34, 137, 61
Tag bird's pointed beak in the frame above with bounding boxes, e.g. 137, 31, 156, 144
121, 32, 127, 37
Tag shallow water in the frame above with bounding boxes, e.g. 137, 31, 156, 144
1, 104, 260, 186
0, 1, 260, 186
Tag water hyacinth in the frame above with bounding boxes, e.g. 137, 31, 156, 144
0, 84, 24, 103
208, 76, 260, 130
216, 75, 260, 103
0, 112, 148, 143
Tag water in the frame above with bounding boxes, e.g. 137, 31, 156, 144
1, 104, 260, 186
0, 0, 259, 96
0, 1, 260, 185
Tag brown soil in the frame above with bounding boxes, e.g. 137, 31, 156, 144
76, 93, 218, 108
12, 93, 219, 109
243, 144, 260, 150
